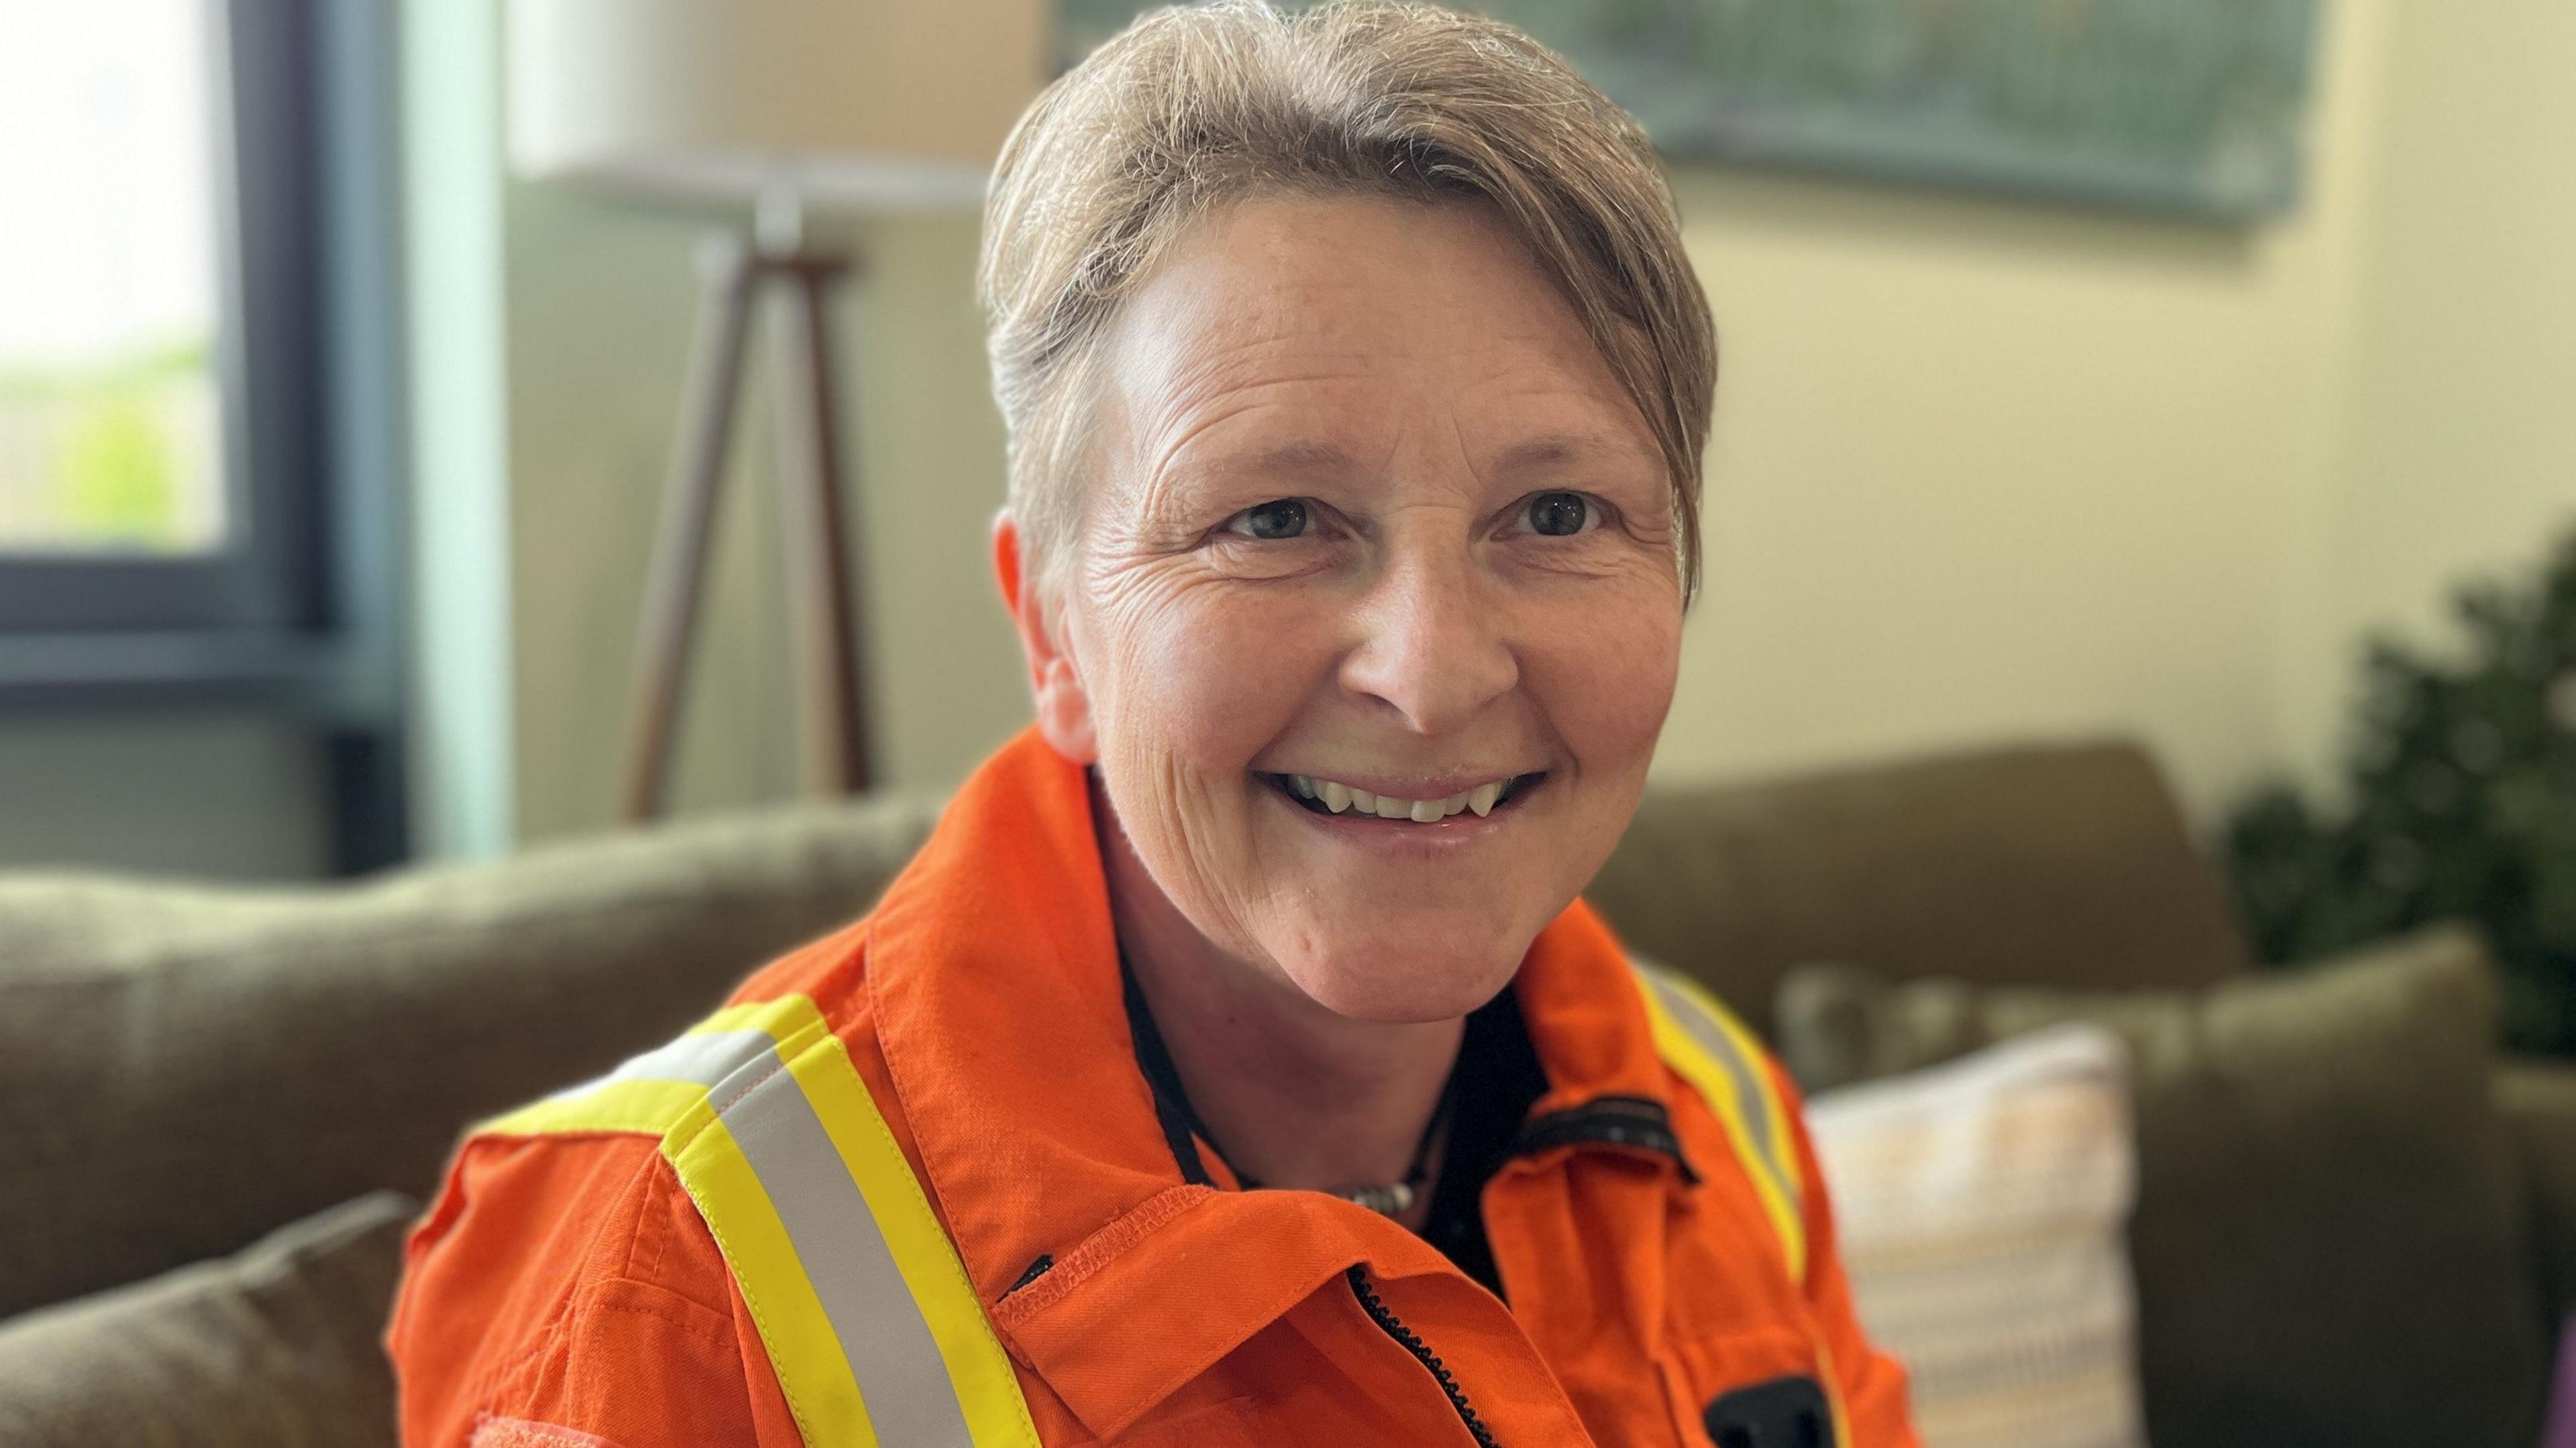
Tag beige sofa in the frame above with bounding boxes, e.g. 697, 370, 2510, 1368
0, 740, 2566, 1446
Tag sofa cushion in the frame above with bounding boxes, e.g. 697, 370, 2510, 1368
1776, 924, 2550, 1448
2501, 1058, 2576, 1327
0, 793, 938, 1321
1589, 740, 2249, 1039
0, 1190, 412, 1447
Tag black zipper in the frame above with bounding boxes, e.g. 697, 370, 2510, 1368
1346, 1265, 1503, 1448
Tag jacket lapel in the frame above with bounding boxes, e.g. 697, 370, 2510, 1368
856, 728, 1696, 1440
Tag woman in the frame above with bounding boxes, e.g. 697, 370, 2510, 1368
390, 3, 1917, 1445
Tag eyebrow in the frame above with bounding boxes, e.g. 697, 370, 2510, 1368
1220, 440, 1357, 480
1203, 431, 1650, 485
1490, 431, 1657, 474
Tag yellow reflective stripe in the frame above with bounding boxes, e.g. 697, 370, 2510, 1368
667, 1107, 883, 1446
464, 993, 1039, 1448
1815, 1331, 1853, 1448
478, 1077, 716, 1139
695, 999, 799, 1036
1666, 969, 1805, 1203
474, 1002, 802, 1139
708, 992, 831, 1055
1635, 964, 1809, 1283
786, 1019, 1038, 1448
663, 994, 1038, 1448
1639, 960, 1807, 1205
1644, 989, 1805, 1278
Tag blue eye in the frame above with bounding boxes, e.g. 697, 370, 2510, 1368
1527, 492, 1588, 537
1231, 499, 1309, 540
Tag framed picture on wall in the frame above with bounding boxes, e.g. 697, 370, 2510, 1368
1057, 0, 2322, 222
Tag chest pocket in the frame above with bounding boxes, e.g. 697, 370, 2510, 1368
1660, 1323, 1849, 1448
1705, 1375, 1833, 1448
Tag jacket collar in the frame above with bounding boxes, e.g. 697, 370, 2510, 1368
857, 729, 1682, 1439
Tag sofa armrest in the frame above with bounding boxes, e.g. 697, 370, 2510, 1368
2500, 1056, 2576, 1326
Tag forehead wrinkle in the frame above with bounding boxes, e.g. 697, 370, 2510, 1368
1448, 357, 1669, 503
1125, 338, 1384, 490
1167, 439, 1364, 511
1117, 386, 1344, 540
1454, 342, 1652, 425
1434, 376, 1660, 501
1097, 201, 1659, 541
1158, 364, 1364, 449
1119, 310, 1369, 450
1155, 334, 1618, 481
1095, 280, 1359, 516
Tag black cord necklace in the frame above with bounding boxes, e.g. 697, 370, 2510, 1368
1323, 1085, 1453, 1216
1121, 948, 1458, 1217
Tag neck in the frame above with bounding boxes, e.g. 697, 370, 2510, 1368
1093, 776, 1463, 1223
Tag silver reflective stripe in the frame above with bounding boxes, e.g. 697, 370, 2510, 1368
710, 1052, 976, 1448
543, 1029, 780, 1102
1643, 969, 1788, 1192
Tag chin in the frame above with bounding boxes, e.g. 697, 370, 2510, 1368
1272, 926, 1532, 1023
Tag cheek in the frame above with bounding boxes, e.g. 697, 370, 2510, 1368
1528, 582, 1682, 773
1088, 575, 1337, 775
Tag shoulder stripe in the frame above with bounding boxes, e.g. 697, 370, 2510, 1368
470, 996, 1038, 1448
606, 1028, 783, 1089
475, 1021, 783, 1140
477, 1076, 723, 1140
672, 1021, 972, 1447
1633, 960, 1809, 1283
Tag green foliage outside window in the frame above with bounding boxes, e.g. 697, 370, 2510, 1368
58, 389, 182, 545
0, 341, 211, 553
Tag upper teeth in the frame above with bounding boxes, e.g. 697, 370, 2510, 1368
1285, 774, 1509, 819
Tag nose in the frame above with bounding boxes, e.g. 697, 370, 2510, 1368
1338, 539, 1519, 736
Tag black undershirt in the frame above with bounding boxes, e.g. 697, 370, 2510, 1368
1119, 954, 1551, 1298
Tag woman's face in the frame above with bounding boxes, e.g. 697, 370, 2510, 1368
1022, 192, 1684, 1023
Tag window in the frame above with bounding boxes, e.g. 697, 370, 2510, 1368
0, 0, 326, 634
0, 0, 226, 555
0, 0, 409, 871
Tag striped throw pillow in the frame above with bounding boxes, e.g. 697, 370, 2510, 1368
1805, 1024, 2147, 1448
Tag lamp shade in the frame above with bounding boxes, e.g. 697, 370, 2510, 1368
507, 0, 1046, 210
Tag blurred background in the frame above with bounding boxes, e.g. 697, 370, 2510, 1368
8, 0, 2575, 975
15, 0, 2576, 1029
0, 2, 2542, 848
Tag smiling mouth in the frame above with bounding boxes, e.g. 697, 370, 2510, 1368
1263, 771, 1544, 822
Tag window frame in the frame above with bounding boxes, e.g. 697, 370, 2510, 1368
0, 0, 411, 873
0, 0, 325, 633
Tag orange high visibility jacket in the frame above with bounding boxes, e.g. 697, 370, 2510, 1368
387, 729, 1917, 1448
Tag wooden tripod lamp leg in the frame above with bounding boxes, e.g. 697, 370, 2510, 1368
771, 253, 873, 796
616, 237, 758, 823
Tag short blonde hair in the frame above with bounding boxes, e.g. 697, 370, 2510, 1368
979, 0, 1716, 600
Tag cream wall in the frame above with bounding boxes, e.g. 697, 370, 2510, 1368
1660, 0, 2386, 820
2292, 0, 2576, 777
502, 0, 2576, 846
505, 185, 1024, 840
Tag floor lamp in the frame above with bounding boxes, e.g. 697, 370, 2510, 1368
505, 0, 1042, 821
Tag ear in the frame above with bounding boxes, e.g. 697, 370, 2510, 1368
993, 510, 1097, 764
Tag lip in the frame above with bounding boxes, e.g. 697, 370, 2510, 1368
1253, 769, 1534, 799
1254, 769, 1545, 840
